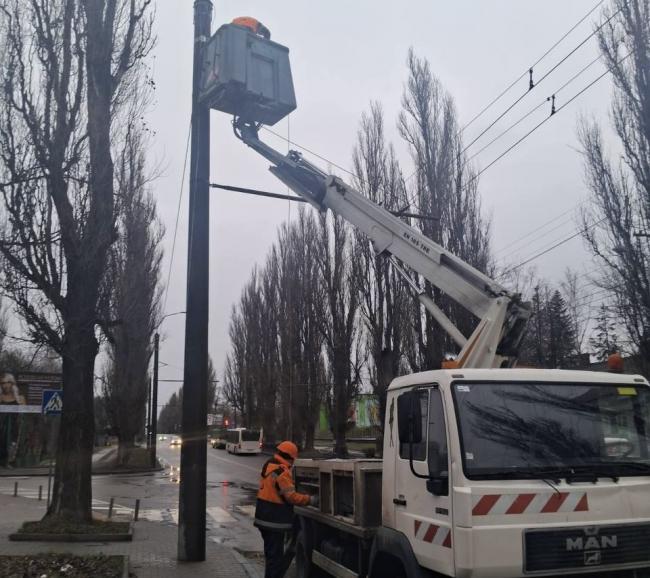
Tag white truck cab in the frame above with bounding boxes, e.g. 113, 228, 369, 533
381, 368, 650, 578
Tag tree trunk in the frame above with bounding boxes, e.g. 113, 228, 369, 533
47, 326, 98, 522
117, 439, 136, 467
304, 421, 316, 451
332, 371, 348, 457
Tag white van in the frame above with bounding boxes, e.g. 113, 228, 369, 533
225, 428, 262, 455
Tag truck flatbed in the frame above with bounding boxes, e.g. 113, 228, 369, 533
295, 505, 378, 540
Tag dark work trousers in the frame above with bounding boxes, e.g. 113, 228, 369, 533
260, 528, 291, 578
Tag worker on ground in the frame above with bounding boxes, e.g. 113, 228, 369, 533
254, 440, 318, 578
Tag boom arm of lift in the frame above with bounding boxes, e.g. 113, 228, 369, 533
234, 120, 530, 368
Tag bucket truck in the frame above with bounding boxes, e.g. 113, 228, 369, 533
200, 20, 650, 578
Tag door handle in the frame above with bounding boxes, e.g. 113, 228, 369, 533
393, 498, 407, 506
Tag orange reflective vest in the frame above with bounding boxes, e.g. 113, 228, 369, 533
254, 456, 309, 531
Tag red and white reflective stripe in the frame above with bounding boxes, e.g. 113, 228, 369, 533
413, 520, 452, 548
472, 492, 589, 516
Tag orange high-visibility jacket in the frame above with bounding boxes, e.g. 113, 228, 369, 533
254, 455, 309, 531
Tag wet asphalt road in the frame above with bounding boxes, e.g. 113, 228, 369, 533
0, 443, 269, 558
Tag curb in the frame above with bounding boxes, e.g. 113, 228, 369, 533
231, 548, 264, 578
0, 461, 164, 478
9, 523, 134, 543
92, 463, 164, 476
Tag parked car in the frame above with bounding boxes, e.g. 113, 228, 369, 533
210, 429, 227, 449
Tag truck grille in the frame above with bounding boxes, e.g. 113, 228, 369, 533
524, 523, 650, 574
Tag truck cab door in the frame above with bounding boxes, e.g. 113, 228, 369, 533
394, 386, 454, 576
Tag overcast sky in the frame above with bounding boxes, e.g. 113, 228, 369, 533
146, 0, 616, 412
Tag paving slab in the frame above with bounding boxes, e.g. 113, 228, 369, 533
0, 494, 262, 577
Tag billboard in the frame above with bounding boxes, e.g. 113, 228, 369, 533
0, 372, 63, 414
0, 371, 62, 468
318, 394, 381, 432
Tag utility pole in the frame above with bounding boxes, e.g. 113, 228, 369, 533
151, 332, 160, 467
178, 0, 212, 562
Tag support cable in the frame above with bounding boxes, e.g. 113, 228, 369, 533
163, 120, 191, 313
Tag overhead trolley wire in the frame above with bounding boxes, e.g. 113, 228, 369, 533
462, 6, 620, 155
466, 54, 602, 165
466, 51, 632, 196
461, 0, 605, 133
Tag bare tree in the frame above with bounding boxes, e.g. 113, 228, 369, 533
578, 0, 650, 377
222, 211, 326, 448
560, 269, 591, 359
0, 0, 153, 521
398, 49, 492, 371
103, 126, 163, 466
277, 209, 326, 448
351, 102, 410, 440
316, 213, 362, 457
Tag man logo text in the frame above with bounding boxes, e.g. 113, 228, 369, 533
566, 535, 618, 551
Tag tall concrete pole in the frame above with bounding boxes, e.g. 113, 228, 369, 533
178, 0, 212, 562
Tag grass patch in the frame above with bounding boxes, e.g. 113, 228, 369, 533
18, 517, 129, 535
0, 553, 124, 577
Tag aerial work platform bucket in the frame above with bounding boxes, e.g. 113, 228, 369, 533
200, 21, 296, 126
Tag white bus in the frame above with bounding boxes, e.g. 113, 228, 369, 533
225, 428, 262, 455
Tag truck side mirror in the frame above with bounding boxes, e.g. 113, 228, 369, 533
397, 391, 423, 445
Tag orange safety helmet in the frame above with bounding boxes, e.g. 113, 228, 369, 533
231, 16, 271, 40
276, 440, 299, 461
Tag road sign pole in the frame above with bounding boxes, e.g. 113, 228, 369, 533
178, 0, 212, 562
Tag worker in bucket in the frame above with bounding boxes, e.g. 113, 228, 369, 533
231, 16, 271, 40
254, 440, 318, 577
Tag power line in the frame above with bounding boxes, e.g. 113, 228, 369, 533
495, 200, 585, 255
163, 121, 191, 313
261, 125, 424, 218
500, 217, 606, 277
261, 126, 358, 183
467, 52, 632, 193
463, 7, 619, 155
497, 212, 582, 263
461, 0, 605, 132
467, 54, 602, 165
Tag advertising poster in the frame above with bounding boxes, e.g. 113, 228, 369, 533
0, 371, 62, 468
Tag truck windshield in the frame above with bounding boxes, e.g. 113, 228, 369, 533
453, 381, 650, 479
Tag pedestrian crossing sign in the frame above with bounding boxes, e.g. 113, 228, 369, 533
42, 389, 63, 415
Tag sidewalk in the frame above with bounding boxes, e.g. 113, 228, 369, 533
0, 494, 262, 577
